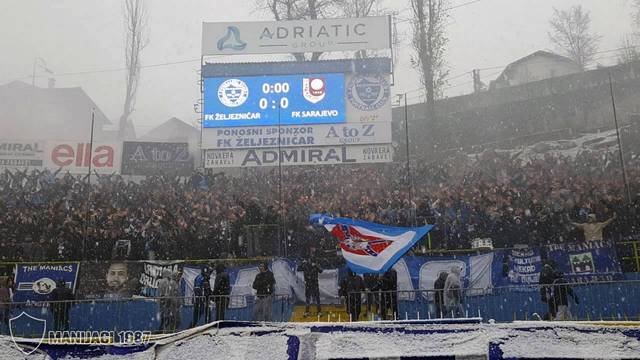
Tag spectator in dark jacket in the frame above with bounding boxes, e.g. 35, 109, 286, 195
299, 259, 323, 316
539, 263, 558, 320
552, 271, 578, 320
0, 279, 11, 332
364, 273, 381, 316
191, 266, 212, 327
252, 262, 276, 321
433, 272, 448, 318
213, 263, 230, 321
340, 270, 364, 322
379, 268, 397, 320
51, 279, 74, 331
157, 269, 181, 332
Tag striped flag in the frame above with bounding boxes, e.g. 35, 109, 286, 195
310, 214, 434, 273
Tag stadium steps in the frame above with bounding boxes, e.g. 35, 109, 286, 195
290, 304, 386, 322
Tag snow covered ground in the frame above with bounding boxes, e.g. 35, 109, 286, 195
2, 320, 640, 360
469, 128, 624, 161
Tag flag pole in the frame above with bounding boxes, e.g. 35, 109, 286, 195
398, 93, 415, 227
278, 104, 285, 257
608, 73, 631, 204
83, 108, 96, 260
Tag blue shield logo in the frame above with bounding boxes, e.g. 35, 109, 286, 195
347, 75, 390, 111
354, 78, 382, 106
217, 26, 247, 51
9, 311, 47, 355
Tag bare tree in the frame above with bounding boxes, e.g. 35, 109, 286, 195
257, 0, 334, 61
333, 0, 389, 59
120, 0, 148, 138
633, 0, 640, 31
548, 5, 600, 70
409, 0, 449, 126
618, 34, 640, 64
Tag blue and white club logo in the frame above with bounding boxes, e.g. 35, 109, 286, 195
347, 75, 390, 111
217, 79, 249, 107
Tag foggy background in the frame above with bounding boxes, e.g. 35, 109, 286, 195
0, 0, 633, 136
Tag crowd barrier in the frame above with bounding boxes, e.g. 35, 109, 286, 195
1, 294, 293, 337
359, 279, 640, 322
3, 280, 640, 337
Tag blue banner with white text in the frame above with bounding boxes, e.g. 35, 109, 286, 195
546, 241, 623, 283
13, 263, 80, 303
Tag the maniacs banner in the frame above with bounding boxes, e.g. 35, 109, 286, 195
310, 214, 434, 273
546, 241, 623, 283
139, 261, 184, 297
0, 140, 44, 169
121, 142, 193, 176
13, 263, 79, 303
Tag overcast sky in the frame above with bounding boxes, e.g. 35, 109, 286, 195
0, 0, 635, 135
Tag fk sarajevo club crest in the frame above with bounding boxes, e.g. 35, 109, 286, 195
302, 77, 326, 103
331, 224, 393, 257
218, 79, 249, 107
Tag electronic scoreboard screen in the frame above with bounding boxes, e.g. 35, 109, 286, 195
202, 73, 345, 128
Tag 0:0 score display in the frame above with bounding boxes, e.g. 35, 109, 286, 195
202, 73, 345, 127
259, 82, 290, 109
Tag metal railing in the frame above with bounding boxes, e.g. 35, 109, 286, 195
344, 280, 640, 323
0, 294, 292, 337
2, 280, 640, 337
617, 240, 640, 273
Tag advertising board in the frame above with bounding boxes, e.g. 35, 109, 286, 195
202, 16, 391, 56
204, 144, 393, 168
201, 122, 391, 149
0, 140, 44, 169
44, 141, 121, 174
121, 142, 194, 176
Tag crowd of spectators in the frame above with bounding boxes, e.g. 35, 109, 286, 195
1, 143, 639, 262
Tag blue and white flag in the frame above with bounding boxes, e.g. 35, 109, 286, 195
310, 214, 434, 274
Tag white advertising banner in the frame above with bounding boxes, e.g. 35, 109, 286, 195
202, 122, 391, 149
202, 16, 391, 56
204, 144, 393, 168
0, 140, 44, 169
44, 141, 122, 174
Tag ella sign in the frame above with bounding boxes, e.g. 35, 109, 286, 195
45, 142, 121, 174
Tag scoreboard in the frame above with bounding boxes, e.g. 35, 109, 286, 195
203, 73, 345, 128
200, 58, 393, 167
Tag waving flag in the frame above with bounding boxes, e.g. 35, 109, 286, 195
310, 214, 434, 274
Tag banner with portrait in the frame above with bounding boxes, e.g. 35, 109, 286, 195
76, 262, 142, 300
